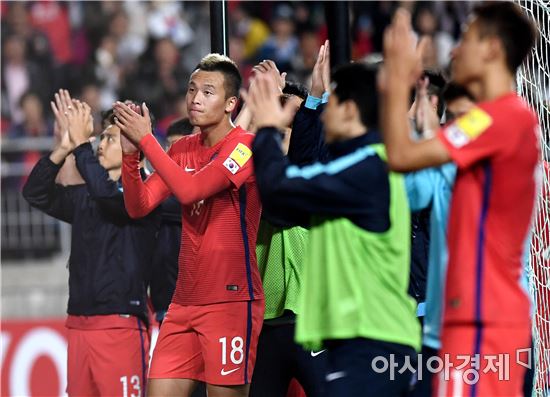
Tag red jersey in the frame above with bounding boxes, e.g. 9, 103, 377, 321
438, 93, 540, 326
122, 126, 264, 305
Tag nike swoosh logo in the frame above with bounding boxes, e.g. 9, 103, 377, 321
310, 349, 326, 357
185, 166, 195, 172
220, 367, 240, 376
326, 371, 347, 382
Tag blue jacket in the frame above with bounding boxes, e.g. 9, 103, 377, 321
150, 196, 181, 318
254, 127, 390, 233
405, 164, 457, 349
22, 143, 160, 324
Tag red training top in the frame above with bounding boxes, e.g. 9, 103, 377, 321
122, 126, 264, 306
438, 93, 540, 326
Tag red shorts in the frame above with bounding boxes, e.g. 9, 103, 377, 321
434, 324, 531, 397
149, 300, 264, 385
66, 315, 150, 397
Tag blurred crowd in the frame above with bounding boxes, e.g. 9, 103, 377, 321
1, 0, 473, 188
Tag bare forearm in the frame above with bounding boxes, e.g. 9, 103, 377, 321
55, 154, 85, 186
382, 78, 413, 170
234, 103, 253, 131
49, 147, 71, 165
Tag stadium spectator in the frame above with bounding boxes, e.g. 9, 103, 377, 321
121, 37, 189, 121
8, 91, 53, 139
28, 1, 72, 65
147, 1, 194, 48
258, 4, 299, 72
290, 28, 320, 88
2, 2, 54, 71
2, 33, 50, 124
230, 4, 270, 61
413, 5, 455, 68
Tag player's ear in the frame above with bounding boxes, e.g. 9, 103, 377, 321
486, 36, 503, 63
343, 100, 359, 123
225, 96, 238, 114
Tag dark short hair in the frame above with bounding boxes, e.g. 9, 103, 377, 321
194, 53, 242, 99
473, 2, 537, 73
282, 81, 309, 101
101, 108, 115, 129
442, 83, 475, 103
18, 90, 41, 108
331, 62, 379, 128
422, 69, 447, 118
166, 118, 194, 138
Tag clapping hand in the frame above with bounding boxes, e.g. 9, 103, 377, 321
311, 40, 330, 98
383, 9, 427, 87
252, 60, 287, 94
414, 77, 440, 139
51, 89, 75, 153
113, 101, 152, 147
240, 74, 297, 131
65, 99, 94, 147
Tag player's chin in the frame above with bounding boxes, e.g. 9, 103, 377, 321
188, 114, 203, 126
450, 65, 467, 85
190, 118, 214, 129
97, 156, 108, 169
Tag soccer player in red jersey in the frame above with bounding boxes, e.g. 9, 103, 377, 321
381, 3, 539, 396
113, 54, 264, 397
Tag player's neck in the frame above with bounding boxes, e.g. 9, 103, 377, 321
468, 65, 516, 102
200, 118, 235, 147
108, 168, 121, 182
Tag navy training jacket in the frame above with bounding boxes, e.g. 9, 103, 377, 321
22, 143, 160, 324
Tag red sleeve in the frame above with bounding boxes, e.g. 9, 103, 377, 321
121, 150, 171, 218
138, 133, 236, 205
438, 104, 507, 169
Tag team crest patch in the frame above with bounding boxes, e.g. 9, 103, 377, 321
223, 143, 251, 173
445, 107, 493, 148
223, 157, 240, 174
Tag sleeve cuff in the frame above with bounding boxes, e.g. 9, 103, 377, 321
44, 154, 65, 169
305, 92, 329, 110
305, 94, 323, 110
257, 126, 285, 137
72, 142, 93, 156
437, 129, 462, 168
138, 133, 158, 152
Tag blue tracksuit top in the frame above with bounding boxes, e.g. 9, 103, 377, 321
405, 164, 456, 349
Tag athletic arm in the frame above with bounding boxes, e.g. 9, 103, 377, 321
382, 78, 451, 172
139, 134, 233, 203
234, 103, 253, 131
254, 127, 386, 220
